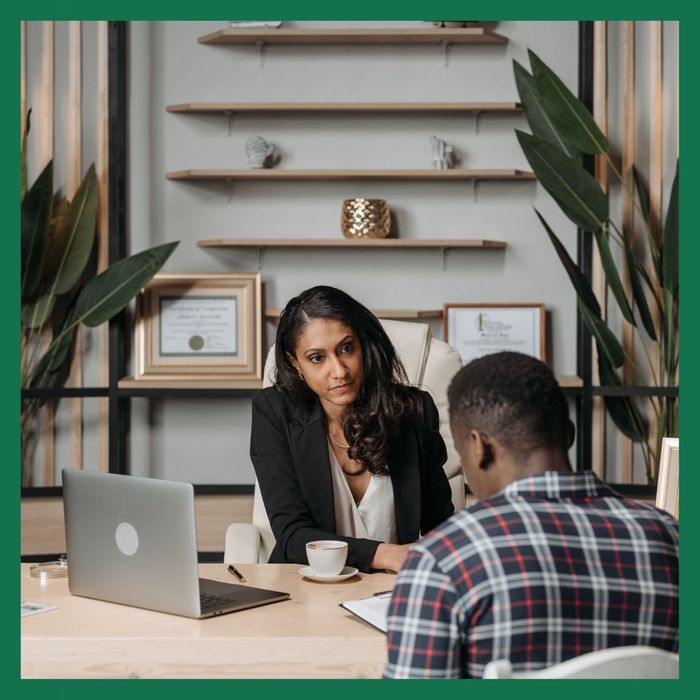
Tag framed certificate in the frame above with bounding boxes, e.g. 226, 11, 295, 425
134, 273, 262, 380
443, 303, 546, 365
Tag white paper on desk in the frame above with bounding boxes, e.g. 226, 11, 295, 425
340, 595, 390, 633
21, 601, 58, 618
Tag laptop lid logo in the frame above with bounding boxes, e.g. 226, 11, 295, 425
115, 522, 139, 556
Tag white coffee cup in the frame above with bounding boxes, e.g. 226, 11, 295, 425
305, 540, 348, 576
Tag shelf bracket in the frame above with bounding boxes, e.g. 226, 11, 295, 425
471, 179, 480, 203
225, 178, 234, 202
440, 247, 449, 271
256, 247, 264, 271
440, 40, 451, 68
257, 40, 267, 68
474, 110, 483, 135
225, 110, 235, 137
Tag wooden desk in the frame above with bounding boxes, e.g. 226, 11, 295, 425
21, 563, 395, 678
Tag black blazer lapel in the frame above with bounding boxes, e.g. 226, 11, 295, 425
289, 400, 336, 532
389, 427, 421, 543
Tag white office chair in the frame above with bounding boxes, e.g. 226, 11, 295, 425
224, 319, 464, 564
656, 437, 679, 520
483, 646, 679, 679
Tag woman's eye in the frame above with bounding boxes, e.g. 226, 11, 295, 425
340, 343, 353, 354
309, 354, 323, 363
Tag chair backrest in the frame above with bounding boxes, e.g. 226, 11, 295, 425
483, 646, 679, 679
252, 319, 464, 563
656, 437, 679, 519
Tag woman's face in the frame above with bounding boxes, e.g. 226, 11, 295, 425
291, 318, 364, 413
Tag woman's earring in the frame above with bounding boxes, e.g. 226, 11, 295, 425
297, 369, 305, 382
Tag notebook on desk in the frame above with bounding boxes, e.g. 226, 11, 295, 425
340, 592, 392, 633
62, 469, 290, 619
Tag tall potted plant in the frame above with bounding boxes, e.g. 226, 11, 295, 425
512, 51, 678, 484
21, 111, 178, 485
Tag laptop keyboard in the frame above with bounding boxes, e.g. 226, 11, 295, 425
200, 593, 236, 610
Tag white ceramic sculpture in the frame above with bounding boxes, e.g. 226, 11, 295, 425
431, 135, 455, 169
246, 136, 275, 168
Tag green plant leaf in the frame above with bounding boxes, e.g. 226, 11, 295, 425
20, 109, 31, 201
579, 302, 626, 370
21, 160, 53, 299
535, 210, 624, 368
622, 226, 657, 341
512, 60, 577, 158
53, 164, 98, 295
529, 49, 609, 155
72, 242, 179, 328
517, 131, 608, 232
21, 294, 56, 330
593, 229, 634, 325
535, 209, 600, 314
631, 166, 651, 227
662, 162, 678, 295
598, 352, 648, 441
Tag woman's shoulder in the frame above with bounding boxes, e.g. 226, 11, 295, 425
399, 386, 439, 423
253, 385, 320, 424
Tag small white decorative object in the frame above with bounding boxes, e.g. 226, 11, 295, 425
431, 135, 455, 169
245, 136, 275, 168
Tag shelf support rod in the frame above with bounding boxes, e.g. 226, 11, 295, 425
225, 110, 235, 136
257, 40, 267, 67
440, 40, 451, 67
256, 247, 264, 271
440, 247, 448, 271
474, 110, 482, 135
471, 179, 480, 203
225, 178, 234, 202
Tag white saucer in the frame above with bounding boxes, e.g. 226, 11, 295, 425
298, 565, 359, 583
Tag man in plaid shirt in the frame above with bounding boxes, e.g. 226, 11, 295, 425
384, 352, 679, 679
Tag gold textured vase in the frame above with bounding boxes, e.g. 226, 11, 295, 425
341, 198, 391, 239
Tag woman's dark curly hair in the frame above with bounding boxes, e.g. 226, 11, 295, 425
274, 285, 420, 475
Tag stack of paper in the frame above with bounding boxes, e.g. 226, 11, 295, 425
340, 593, 391, 633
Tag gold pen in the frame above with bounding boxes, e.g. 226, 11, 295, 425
227, 564, 247, 583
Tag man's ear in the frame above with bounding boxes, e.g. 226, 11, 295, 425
567, 419, 576, 449
473, 431, 494, 470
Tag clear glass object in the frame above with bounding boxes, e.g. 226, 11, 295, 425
29, 553, 68, 580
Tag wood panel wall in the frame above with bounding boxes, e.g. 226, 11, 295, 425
592, 21, 677, 482
21, 22, 110, 486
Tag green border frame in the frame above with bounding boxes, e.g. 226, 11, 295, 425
4, 3, 694, 697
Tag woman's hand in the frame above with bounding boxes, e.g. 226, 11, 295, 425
370, 543, 413, 572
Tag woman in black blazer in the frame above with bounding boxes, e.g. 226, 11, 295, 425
250, 286, 454, 573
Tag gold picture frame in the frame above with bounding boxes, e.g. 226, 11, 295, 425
134, 273, 262, 380
443, 302, 546, 365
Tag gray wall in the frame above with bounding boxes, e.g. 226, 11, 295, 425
127, 20, 579, 484
24, 21, 678, 486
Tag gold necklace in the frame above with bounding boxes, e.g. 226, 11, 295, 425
328, 428, 350, 450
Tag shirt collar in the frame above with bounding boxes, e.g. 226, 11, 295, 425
500, 471, 621, 500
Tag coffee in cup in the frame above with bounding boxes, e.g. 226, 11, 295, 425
305, 540, 348, 576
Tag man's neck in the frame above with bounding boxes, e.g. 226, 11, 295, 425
512, 448, 572, 479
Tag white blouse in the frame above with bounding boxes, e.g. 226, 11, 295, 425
327, 442, 398, 544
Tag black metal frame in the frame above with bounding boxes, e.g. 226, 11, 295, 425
19, 21, 677, 500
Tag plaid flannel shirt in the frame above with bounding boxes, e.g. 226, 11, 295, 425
384, 471, 679, 679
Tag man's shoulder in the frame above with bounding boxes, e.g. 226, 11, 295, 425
413, 499, 507, 559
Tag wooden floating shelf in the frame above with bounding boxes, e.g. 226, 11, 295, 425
199, 28, 508, 46
197, 238, 507, 249
167, 102, 522, 114
118, 378, 263, 390
557, 375, 583, 388
168, 169, 535, 182
265, 307, 443, 320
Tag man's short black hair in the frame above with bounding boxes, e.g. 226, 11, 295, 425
447, 351, 570, 456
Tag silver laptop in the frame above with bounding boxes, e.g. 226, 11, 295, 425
62, 469, 290, 618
